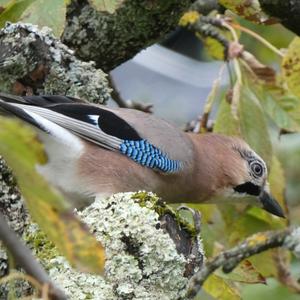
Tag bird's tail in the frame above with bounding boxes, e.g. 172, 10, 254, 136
0, 94, 47, 132
0, 92, 82, 132
0, 92, 83, 106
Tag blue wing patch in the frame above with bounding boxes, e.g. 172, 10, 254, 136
119, 139, 181, 173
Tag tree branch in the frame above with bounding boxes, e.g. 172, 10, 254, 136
108, 74, 153, 113
190, 0, 225, 15
62, 0, 194, 71
0, 212, 67, 300
187, 227, 300, 298
0, 23, 111, 103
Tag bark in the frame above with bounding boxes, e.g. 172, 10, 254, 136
0, 23, 111, 103
188, 227, 300, 298
41, 192, 204, 299
62, 0, 193, 72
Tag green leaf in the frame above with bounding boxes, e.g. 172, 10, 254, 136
248, 250, 277, 277
0, 0, 11, 5
203, 274, 241, 300
89, 0, 124, 13
219, 260, 266, 284
190, 204, 225, 256
268, 155, 288, 220
282, 37, 300, 98
260, 91, 300, 132
20, 0, 67, 37
214, 97, 241, 136
239, 87, 272, 166
0, 0, 36, 28
214, 87, 272, 165
0, 117, 105, 274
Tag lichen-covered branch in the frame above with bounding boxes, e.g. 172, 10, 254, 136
108, 75, 153, 113
23, 192, 204, 299
190, 0, 224, 15
0, 156, 28, 293
187, 227, 300, 298
0, 23, 111, 103
0, 211, 67, 300
62, 0, 193, 71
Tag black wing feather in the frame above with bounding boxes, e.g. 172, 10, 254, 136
46, 103, 142, 141
23, 95, 85, 106
0, 94, 142, 141
0, 100, 47, 132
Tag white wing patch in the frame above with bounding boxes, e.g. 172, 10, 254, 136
20, 109, 86, 198
15, 107, 84, 155
88, 114, 100, 126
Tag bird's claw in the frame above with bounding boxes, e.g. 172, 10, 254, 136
177, 205, 201, 234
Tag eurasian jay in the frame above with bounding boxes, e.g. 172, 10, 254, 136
0, 93, 284, 217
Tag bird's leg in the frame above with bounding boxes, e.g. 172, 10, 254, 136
177, 205, 202, 235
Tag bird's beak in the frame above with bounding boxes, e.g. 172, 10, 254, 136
258, 190, 285, 218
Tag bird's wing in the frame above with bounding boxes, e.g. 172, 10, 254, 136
0, 94, 188, 173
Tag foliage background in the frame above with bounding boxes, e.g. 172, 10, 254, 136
0, 0, 300, 299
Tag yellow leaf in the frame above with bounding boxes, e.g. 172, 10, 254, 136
0, 117, 105, 274
0, 0, 36, 28
179, 11, 200, 27
203, 274, 241, 300
282, 37, 300, 99
89, 0, 124, 14
219, 260, 266, 284
204, 35, 227, 60
20, 0, 67, 37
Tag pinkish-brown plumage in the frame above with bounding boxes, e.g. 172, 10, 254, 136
0, 93, 285, 217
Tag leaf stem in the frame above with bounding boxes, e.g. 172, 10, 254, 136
231, 23, 284, 58
200, 63, 226, 132
221, 22, 242, 84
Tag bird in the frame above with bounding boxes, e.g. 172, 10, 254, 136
0, 92, 284, 218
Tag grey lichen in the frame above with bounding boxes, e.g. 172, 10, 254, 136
27, 192, 203, 300
0, 157, 28, 237
63, 0, 193, 71
0, 23, 111, 103
284, 227, 300, 258
0, 156, 31, 298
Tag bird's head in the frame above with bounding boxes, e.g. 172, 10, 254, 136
194, 134, 285, 218
223, 142, 285, 218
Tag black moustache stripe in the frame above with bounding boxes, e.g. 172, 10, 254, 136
234, 182, 261, 196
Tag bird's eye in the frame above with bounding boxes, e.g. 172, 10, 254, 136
250, 161, 264, 177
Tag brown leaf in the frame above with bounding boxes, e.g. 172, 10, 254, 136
220, 259, 266, 284
241, 51, 276, 84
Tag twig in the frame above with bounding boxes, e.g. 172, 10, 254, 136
0, 212, 67, 300
187, 227, 298, 298
274, 248, 300, 293
200, 63, 225, 132
230, 23, 284, 58
108, 75, 153, 113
